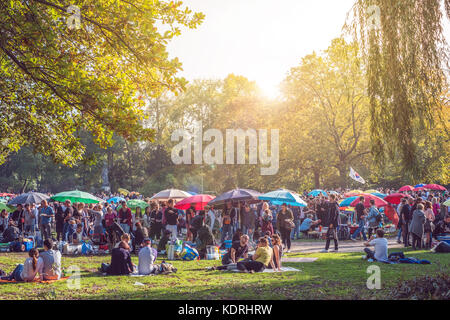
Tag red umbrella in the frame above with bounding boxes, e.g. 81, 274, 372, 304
385, 193, 413, 205
350, 193, 387, 208
413, 186, 425, 191
398, 185, 414, 192
0, 193, 14, 197
424, 184, 447, 191
384, 205, 399, 226
174, 194, 216, 210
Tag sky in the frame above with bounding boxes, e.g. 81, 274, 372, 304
166, 0, 357, 99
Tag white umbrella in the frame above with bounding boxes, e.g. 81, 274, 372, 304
150, 188, 191, 201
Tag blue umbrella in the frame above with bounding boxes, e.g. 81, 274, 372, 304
107, 196, 126, 204
208, 188, 262, 206
259, 189, 307, 207
339, 196, 358, 208
308, 189, 328, 197
414, 184, 425, 188
370, 192, 387, 199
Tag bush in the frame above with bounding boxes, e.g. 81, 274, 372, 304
390, 272, 450, 300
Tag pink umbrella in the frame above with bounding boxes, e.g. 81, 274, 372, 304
385, 193, 413, 205
398, 185, 414, 192
350, 193, 388, 208
424, 184, 447, 191
413, 186, 425, 191
174, 194, 216, 210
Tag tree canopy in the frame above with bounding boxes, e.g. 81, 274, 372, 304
0, 0, 204, 165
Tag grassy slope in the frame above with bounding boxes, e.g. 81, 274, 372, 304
0, 248, 448, 300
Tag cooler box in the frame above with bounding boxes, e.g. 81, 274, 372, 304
437, 236, 450, 245
181, 245, 199, 261
23, 239, 34, 252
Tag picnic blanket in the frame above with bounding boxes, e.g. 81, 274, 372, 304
0, 276, 70, 284
281, 257, 318, 263
231, 267, 301, 273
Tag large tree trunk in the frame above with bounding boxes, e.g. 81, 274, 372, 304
313, 169, 321, 189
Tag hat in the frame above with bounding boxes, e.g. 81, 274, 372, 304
143, 238, 151, 243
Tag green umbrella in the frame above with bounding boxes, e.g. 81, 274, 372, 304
0, 203, 14, 212
444, 199, 450, 207
126, 199, 149, 210
51, 190, 102, 204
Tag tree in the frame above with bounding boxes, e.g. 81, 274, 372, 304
0, 0, 204, 165
281, 39, 371, 188
346, 0, 449, 176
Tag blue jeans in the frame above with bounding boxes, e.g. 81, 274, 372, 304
221, 224, 232, 243
291, 220, 301, 239
11, 264, 24, 281
351, 219, 367, 241
397, 227, 402, 241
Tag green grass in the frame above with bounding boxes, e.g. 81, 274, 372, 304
0, 248, 448, 300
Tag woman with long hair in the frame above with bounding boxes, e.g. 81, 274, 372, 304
270, 234, 283, 272
261, 209, 274, 236
1, 248, 42, 281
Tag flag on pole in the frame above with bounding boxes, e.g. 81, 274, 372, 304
349, 167, 365, 184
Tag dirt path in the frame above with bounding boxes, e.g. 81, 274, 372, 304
289, 238, 403, 253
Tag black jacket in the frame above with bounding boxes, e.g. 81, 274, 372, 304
325, 202, 340, 227
107, 248, 133, 275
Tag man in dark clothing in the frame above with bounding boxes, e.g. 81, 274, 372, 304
62, 200, 74, 241
401, 198, 413, 247
321, 194, 340, 252
10, 204, 25, 232
118, 201, 132, 234
316, 197, 328, 226
190, 211, 205, 242
165, 199, 178, 240
217, 234, 250, 268
351, 197, 367, 241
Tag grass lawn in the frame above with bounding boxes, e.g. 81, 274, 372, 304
0, 248, 448, 300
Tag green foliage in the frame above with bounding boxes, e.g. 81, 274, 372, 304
0, 0, 204, 165
346, 0, 449, 177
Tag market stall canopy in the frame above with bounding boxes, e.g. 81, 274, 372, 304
150, 189, 191, 201
51, 190, 102, 204
8, 192, 49, 205
174, 194, 216, 210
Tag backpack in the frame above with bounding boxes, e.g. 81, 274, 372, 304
154, 261, 177, 275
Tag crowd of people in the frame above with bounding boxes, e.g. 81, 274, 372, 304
0, 187, 448, 277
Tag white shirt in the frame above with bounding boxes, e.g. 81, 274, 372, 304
21, 257, 44, 281
138, 246, 155, 275
369, 238, 388, 261
207, 209, 215, 229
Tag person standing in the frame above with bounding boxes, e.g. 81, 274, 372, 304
221, 201, 235, 243
276, 203, 294, 253
149, 202, 162, 240
185, 205, 195, 241
321, 194, 340, 253
10, 204, 25, 234
351, 196, 367, 241
409, 203, 426, 250
367, 200, 381, 239
401, 198, 413, 247
118, 201, 132, 234
241, 203, 256, 239
423, 201, 435, 249
39, 200, 54, 240
165, 199, 178, 240
290, 206, 301, 241
23, 204, 36, 235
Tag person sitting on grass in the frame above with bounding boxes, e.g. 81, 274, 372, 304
138, 238, 156, 275
236, 237, 275, 273
210, 234, 250, 271
269, 234, 282, 272
299, 214, 321, 237
71, 223, 85, 245
1, 248, 43, 282
101, 240, 135, 275
363, 229, 388, 262
133, 222, 148, 252
38, 239, 62, 280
